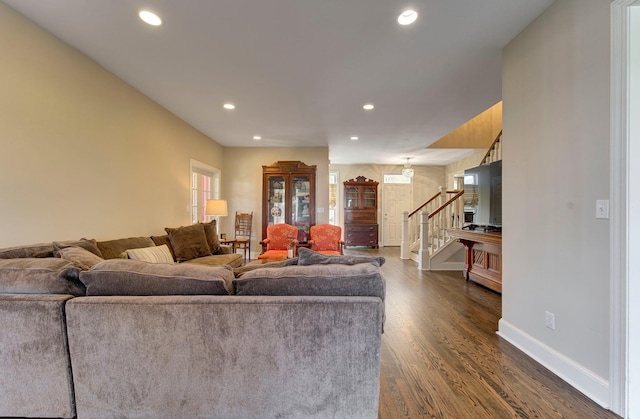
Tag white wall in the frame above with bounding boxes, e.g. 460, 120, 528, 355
0, 3, 225, 245
499, 0, 611, 407
628, 5, 640, 417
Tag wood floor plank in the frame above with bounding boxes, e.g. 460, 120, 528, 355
344, 247, 620, 419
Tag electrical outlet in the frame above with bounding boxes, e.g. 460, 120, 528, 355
545, 311, 556, 330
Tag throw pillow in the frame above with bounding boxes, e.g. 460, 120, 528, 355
297, 247, 385, 267
53, 238, 103, 258
201, 219, 223, 255
165, 224, 212, 262
0, 258, 85, 296
96, 236, 155, 260
57, 246, 105, 270
150, 235, 177, 261
125, 245, 175, 264
80, 259, 233, 296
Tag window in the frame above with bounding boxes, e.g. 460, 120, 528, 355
190, 159, 221, 224
383, 174, 411, 184
329, 171, 339, 225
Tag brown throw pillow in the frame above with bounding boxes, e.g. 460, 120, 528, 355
201, 219, 223, 255
165, 224, 211, 262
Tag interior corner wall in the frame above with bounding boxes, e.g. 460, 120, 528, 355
221, 147, 329, 256
499, 0, 611, 407
0, 3, 224, 246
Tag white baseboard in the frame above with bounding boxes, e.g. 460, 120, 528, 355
497, 319, 610, 409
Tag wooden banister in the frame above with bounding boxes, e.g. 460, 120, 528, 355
408, 191, 441, 218
480, 130, 503, 166
427, 190, 464, 219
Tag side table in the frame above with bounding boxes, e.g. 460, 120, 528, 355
219, 238, 237, 253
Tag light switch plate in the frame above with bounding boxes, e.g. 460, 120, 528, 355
596, 200, 609, 219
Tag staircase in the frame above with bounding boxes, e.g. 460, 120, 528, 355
400, 130, 502, 270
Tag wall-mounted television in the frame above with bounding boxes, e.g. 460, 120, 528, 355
463, 160, 502, 227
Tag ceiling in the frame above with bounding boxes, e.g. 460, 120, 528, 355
3, 0, 554, 166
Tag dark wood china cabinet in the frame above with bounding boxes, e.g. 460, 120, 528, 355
343, 176, 379, 248
262, 161, 316, 241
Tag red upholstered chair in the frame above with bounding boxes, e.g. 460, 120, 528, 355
258, 224, 299, 259
308, 224, 343, 256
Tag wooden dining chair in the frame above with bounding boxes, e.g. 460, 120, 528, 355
234, 212, 253, 262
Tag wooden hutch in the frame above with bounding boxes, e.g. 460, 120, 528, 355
343, 176, 379, 248
262, 161, 316, 241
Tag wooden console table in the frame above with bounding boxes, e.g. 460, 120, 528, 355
447, 229, 502, 293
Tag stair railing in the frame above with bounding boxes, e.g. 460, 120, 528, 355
480, 130, 502, 166
402, 188, 464, 260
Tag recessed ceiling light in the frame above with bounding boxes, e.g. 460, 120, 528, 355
139, 10, 162, 26
253, 136, 262, 140
398, 10, 418, 25
223, 103, 236, 110
363, 104, 374, 110
350, 136, 359, 141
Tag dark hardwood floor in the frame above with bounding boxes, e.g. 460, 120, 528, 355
344, 247, 619, 419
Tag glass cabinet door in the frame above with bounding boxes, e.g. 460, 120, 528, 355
291, 175, 311, 237
267, 175, 285, 226
363, 186, 377, 208
345, 186, 359, 208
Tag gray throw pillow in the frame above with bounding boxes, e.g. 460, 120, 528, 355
0, 258, 85, 296
165, 224, 212, 262
53, 238, 103, 258
80, 259, 233, 296
57, 246, 104, 270
297, 247, 385, 267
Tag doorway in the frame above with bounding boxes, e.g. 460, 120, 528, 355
382, 176, 412, 246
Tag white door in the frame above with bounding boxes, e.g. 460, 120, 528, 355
382, 183, 411, 246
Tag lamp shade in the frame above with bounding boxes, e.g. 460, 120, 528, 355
205, 199, 228, 217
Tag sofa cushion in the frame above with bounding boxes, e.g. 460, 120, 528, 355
233, 263, 385, 300
126, 245, 175, 264
165, 224, 211, 262
297, 247, 385, 267
80, 259, 233, 296
201, 220, 223, 255
0, 258, 85, 296
233, 257, 299, 278
57, 246, 105, 270
0, 243, 55, 259
183, 253, 244, 269
97, 237, 156, 260
53, 238, 103, 258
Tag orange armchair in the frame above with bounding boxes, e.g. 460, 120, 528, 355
308, 224, 343, 256
258, 224, 299, 260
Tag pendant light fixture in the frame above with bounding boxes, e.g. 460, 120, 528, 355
402, 158, 414, 178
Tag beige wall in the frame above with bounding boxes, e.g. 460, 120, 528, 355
329, 164, 446, 228
444, 150, 486, 189
500, 0, 610, 405
222, 147, 329, 256
0, 4, 224, 246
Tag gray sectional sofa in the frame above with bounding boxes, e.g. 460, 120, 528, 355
0, 229, 386, 419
